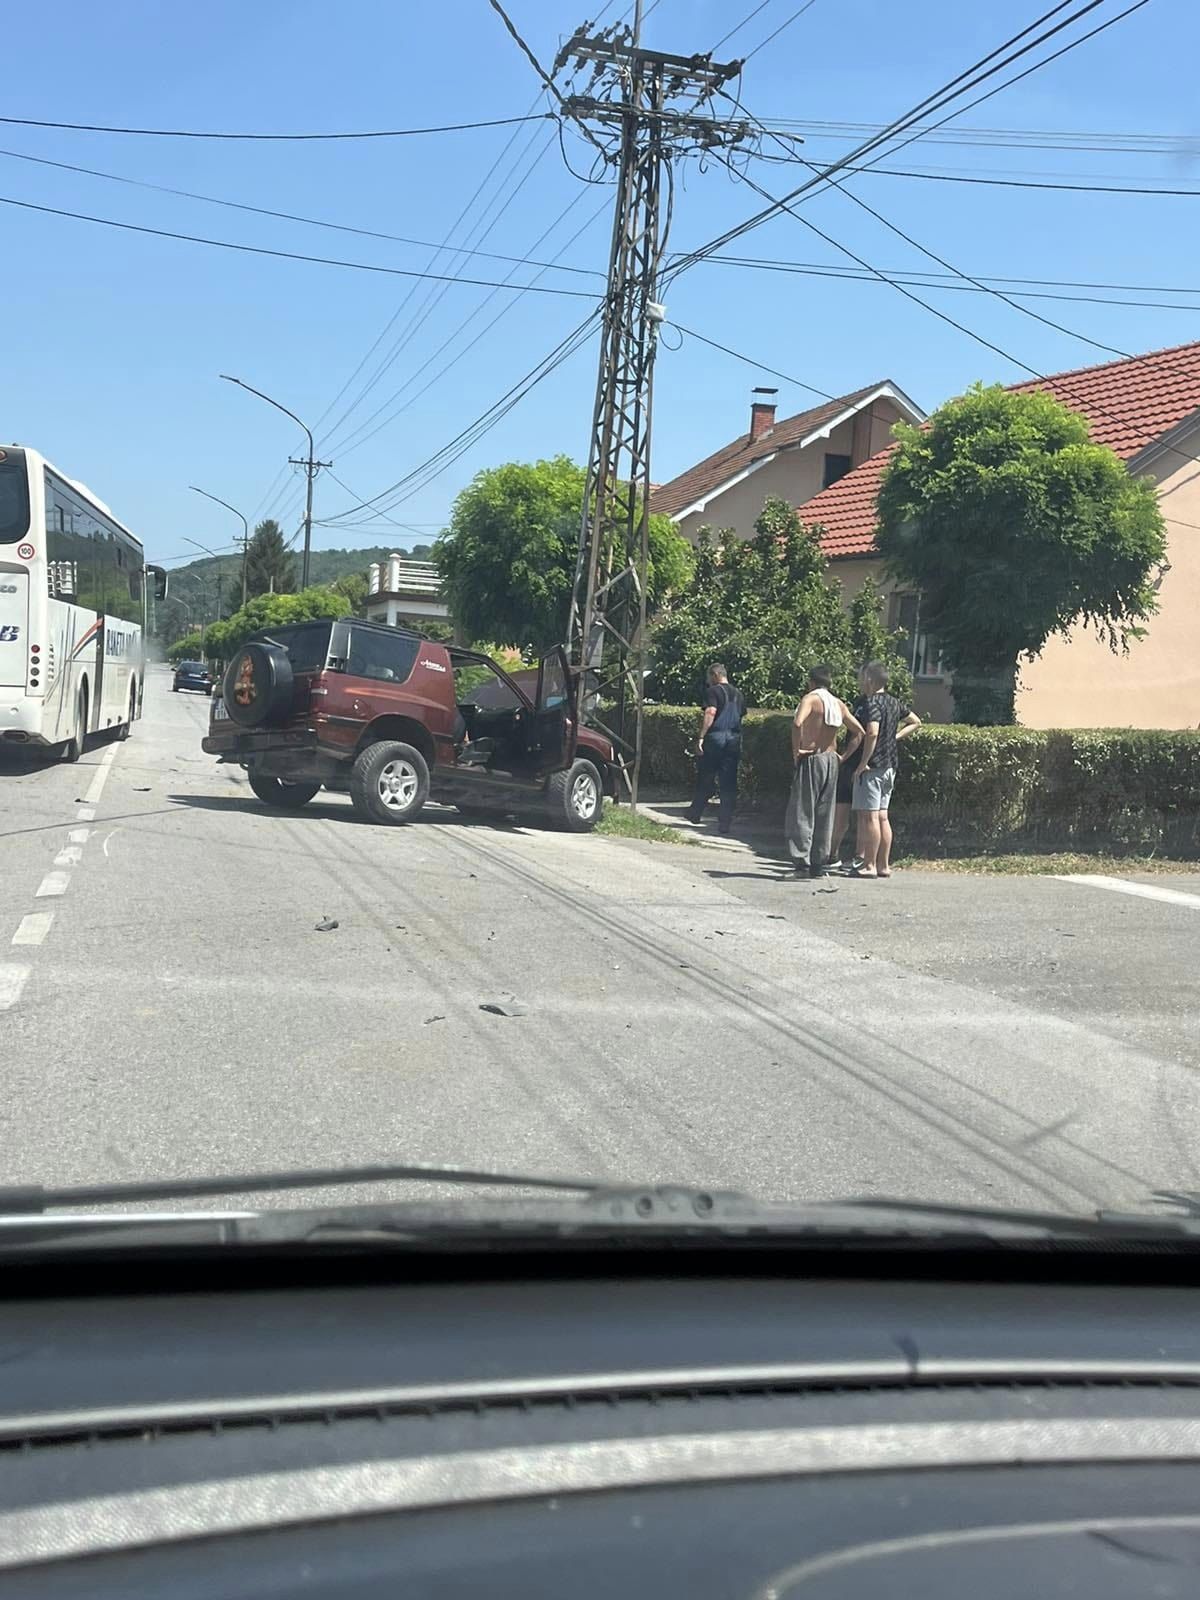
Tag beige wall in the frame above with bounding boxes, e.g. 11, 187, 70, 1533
1015, 427, 1200, 729
824, 557, 955, 722
673, 401, 907, 545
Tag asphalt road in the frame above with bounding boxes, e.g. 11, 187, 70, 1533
3, 665, 1199, 1219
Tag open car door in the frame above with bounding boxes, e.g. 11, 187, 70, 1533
527, 647, 577, 776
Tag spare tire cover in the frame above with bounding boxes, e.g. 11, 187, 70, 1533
222, 642, 295, 728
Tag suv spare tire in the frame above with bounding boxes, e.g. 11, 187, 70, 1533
221, 641, 295, 728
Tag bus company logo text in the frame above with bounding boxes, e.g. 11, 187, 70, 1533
105, 627, 136, 657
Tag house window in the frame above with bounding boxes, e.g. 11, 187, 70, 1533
822, 453, 852, 489
888, 591, 944, 678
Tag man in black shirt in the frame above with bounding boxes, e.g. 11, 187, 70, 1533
851, 660, 921, 878
685, 663, 746, 836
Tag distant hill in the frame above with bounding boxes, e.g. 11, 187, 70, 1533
157, 543, 434, 638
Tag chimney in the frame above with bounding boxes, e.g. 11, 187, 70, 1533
750, 386, 778, 443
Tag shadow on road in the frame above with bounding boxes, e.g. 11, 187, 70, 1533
167, 793, 534, 834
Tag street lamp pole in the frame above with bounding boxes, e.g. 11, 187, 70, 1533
189, 486, 250, 607
219, 375, 329, 589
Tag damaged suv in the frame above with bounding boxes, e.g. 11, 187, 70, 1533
201, 619, 616, 831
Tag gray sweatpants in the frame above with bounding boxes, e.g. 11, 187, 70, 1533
785, 751, 839, 868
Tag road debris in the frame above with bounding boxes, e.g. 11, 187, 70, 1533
479, 999, 529, 1017
314, 918, 339, 932
424, 1015, 445, 1025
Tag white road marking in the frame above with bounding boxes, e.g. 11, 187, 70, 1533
82, 741, 121, 808
102, 831, 115, 859
12, 913, 53, 947
35, 871, 70, 898
68, 828, 91, 845
1055, 874, 1200, 911
76, 807, 95, 823
0, 965, 31, 1010
54, 846, 82, 868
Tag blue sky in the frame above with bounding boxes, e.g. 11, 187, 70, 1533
3, 0, 1197, 570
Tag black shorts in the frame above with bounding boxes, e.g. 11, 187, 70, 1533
835, 760, 855, 805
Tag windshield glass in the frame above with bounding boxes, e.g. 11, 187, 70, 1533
3, 5, 1198, 1247
0, 454, 29, 545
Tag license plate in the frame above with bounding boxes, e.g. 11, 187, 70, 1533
212, 698, 229, 722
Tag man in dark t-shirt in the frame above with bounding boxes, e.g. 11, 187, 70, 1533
851, 661, 921, 878
685, 663, 746, 836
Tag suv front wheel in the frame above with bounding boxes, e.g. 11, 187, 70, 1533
546, 758, 602, 833
350, 740, 430, 825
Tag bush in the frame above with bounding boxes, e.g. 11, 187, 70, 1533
640, 707, 1200, 856
167, 632, 206, 664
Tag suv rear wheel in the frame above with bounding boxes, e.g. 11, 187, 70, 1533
546, 758, 602, 833
248, 774, 322, 809
350, 740, 429, 825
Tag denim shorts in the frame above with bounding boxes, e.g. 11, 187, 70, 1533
852, 766, 895, 811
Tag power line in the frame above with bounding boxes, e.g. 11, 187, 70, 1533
254, 107, 554, 526
721, 160, 1200, 482
320, 312, 601, 525
670, 323, 837, 399
747, 117, 1193, 155
320, 130, 570, 455
667, 0, 1114, 279
743, 0, 823, 61
0, 144, 605, 274
712, 0, 776, 54
0, 111, 549, 141
486, 0, 611, 163
0, 190, 599, 298
826, 164, 1200, 198
705, 255, 1200, 298
840, 0, 1152, 190
697, 257, 1200, 312
330, 196, 609, 462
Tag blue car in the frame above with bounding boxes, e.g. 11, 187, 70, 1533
173, 660, 213, 694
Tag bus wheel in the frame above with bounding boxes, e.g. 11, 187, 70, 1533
61, 687, 87, 764
117, 680, 136, 740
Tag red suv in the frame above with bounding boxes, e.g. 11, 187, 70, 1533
201, 619, 615, 831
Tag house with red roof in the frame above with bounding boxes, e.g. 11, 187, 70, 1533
794, 340, 1200, 728
649, 381, 924, 542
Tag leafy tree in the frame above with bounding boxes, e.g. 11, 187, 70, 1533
877, 384, 1167, 723
204, 586, 352, 666
167, 632, 206, 664
435, 455, 693, 651
650, 498, 910, 709
244, 518, 296, 598
331, 571, 367, 608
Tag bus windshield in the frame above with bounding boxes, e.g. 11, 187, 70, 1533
0, 455, 29, 544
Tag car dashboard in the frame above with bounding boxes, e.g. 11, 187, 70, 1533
3, 1246, 1200, 1597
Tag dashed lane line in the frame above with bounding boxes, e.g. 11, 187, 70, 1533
53, 846, 83, 868
1055, 873, 1200, 911
12, 913, 53, 947
35, 871, 70, 898
81, 741, 120, 807
0, 965, 31, 1010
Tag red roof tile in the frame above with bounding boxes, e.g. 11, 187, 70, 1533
649, 382, 892, 520
799, 340, 1200, 560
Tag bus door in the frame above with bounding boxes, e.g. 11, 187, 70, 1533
0, 568, 27, 687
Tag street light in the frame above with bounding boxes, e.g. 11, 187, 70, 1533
189, 485, 250, 607
181, 537, 227, 621
219, 374, 325, 589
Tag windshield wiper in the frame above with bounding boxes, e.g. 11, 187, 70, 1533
0, 1161, 719, 1217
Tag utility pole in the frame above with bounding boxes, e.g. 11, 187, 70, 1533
288, 442, 332, 590
562, 14, 747, 805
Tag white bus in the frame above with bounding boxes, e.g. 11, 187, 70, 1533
0, 444, 166, 760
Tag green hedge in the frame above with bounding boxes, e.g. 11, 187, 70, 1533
640, 706, 1200, 857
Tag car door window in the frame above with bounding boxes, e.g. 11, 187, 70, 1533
345, 629, 418, 684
